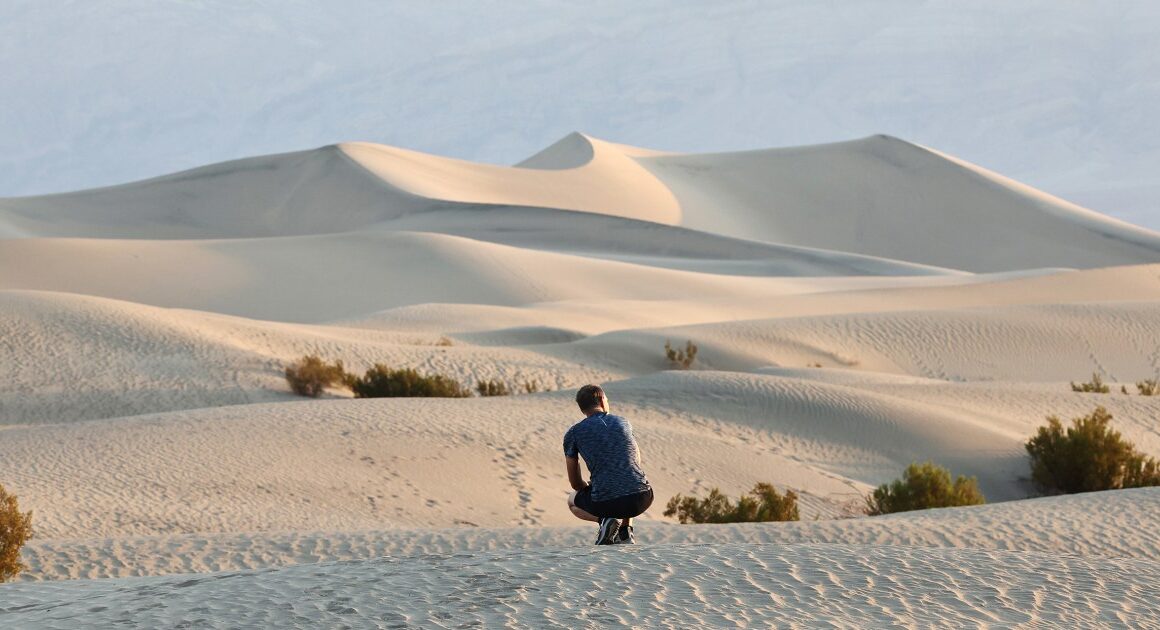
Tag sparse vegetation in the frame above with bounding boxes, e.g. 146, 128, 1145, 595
0, 483, 33, 583
285, 355, 477, 399
664, 339, 698, 369
284, 355, 347, 397
864, 461, 985, 516
475, 379, 552, 396
476, 379, 511, 397
436, 336, 454, 347
1025, 406, 1160, 495
1070, 373, 1110, 394
348, 364, 472, 398
664, 483, 799, 523
1138, 379, 1159, 396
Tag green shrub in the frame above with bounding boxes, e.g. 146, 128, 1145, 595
664, 483, 799, 523
664, 339, 698, 369
865, 461, 985, 515
1025, 406, 1160, 494
349, 364, 472, 398
284, 355, 347, 397
1138, 379, 1159, 396
476, 379, 511, 397
1070, 373, 1110, 393
0, 483, 33, 583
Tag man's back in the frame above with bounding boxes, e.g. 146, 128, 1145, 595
563, 411, 650, 502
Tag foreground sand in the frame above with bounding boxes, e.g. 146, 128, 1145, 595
2, 133, 1160, 626
7, 490, 1160, 626
6, 543, 1158, 628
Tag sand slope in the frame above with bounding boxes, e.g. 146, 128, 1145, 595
5, 543, 1158, 628
16, 487, 1160, 582
4, 134, 1159, 272
640, 135, 1160, 271
0, 229, 952, 324
4, 261, 1159, 425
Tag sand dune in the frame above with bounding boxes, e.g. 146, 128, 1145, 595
341, 133, 680, 224
4, 260, 1159, 425
640, 135, 1160, 271
0, 133, 679, 239
4, 132, 1160, 625
3, 364, 1158, 541
4, 133, 1159, 272
0, 229, 951, 324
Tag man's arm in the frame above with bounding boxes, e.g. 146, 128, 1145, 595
565, 456, 588, 491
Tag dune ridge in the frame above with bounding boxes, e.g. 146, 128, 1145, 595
3, 133, 1159, 271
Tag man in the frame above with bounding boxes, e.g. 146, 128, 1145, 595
564, 384, 654, 545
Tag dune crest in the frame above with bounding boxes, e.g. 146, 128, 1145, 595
338, 133, 681, 223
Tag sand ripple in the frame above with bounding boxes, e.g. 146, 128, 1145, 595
4, 544, 1158, 628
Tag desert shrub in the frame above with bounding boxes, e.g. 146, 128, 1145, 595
349, 364, 471, 398
1138, 379, 1159, 396
522, 380, 548, 394
0, 483, 33, 583
865, 461, 985, 515
1025, 406, 1160, 494
436, 336, 454, 347
476, 379, 511, 397
1070, 373, 1110, 393
664, 483, 799, 523
664, 339, 698, 369
284, 355, 347, 397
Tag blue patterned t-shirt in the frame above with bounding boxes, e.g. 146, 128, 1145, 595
563, 412, 650, 501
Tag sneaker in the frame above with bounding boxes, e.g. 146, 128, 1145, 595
595, 517, 620, 545
614, 524, 635, 545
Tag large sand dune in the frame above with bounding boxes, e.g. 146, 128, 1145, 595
4, 134, 1159, 271
2, 134, 1160, 625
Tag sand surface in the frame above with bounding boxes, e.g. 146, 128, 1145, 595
2, 134, 1160, 626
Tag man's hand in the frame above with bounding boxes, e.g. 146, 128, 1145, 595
565, 456, 587, 492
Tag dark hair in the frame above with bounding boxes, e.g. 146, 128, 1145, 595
575, 384, 604, 412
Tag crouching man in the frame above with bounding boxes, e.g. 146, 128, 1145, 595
564, 384, 654, 544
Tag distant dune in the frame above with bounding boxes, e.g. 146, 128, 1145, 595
3, 134, 1158, 270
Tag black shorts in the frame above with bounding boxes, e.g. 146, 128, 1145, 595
574, 487, 654, 519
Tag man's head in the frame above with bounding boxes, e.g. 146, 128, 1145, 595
575, 384, 608, 415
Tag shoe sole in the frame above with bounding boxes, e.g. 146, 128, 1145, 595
595, 518, 620, 545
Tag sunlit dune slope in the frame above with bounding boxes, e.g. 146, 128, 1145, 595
0, 227, 957, 323
2, 133, 1158, 272
638, 135, 1160, 271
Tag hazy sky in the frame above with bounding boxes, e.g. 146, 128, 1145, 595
2, 0, 1158, 229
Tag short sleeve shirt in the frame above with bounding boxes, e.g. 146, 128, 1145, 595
563, 412, 650, 501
